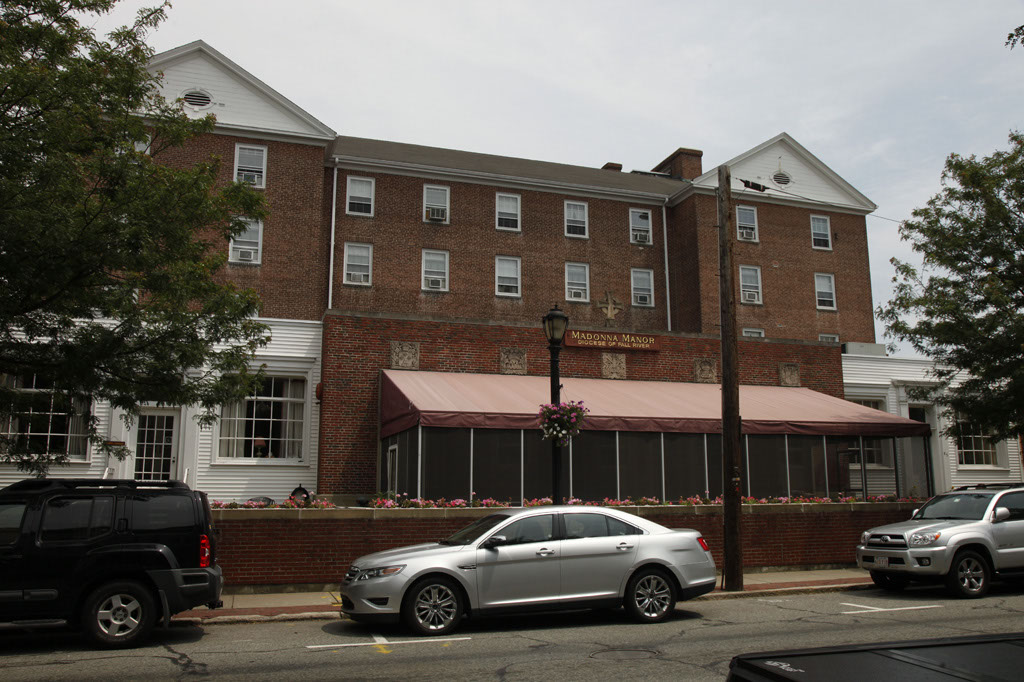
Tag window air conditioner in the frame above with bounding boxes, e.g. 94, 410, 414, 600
238, 171, 261, 185
569, 288, 586, 300
426, 278, 444, 289
742, 290, 760, 303
633, 232, 649, 243
426, 207, 447, 221
739, 228, 756, 241
635, 294, 651, 305
236, 249, 255, 261
348, 272, 369, 283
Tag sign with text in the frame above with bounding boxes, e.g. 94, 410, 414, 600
564, 330, 660, 351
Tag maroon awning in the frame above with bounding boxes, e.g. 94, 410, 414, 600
380, 370, 930, 438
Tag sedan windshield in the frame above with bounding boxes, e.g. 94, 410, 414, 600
441, 513, 511, 545
915, 493, 994, 520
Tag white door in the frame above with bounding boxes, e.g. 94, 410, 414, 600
133, 410, 180, 481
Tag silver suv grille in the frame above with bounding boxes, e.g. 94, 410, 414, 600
343, 566, 360, 584
866, 534, 908, 550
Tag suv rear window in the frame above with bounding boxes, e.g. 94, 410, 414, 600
131, 494, 195, 532
40, 496, 113, 542
0, 502, 26, 544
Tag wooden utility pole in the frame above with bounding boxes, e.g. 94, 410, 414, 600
717, 164, 744, 591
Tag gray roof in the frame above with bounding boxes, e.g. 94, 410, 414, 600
330, 136, 688, 198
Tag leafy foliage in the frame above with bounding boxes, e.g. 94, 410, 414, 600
0, 1, 269, 473
878, 133, 1024, 441
1007, 23, 1024, 50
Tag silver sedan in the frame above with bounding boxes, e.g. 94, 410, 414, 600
340, 506, 716, 635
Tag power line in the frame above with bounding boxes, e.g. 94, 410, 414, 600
736, 178, 905, 224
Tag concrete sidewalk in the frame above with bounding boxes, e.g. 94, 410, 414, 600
173, 567, 873, 625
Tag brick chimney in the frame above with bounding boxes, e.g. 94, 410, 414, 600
652, 147, 703, 180
601, 162, 623, 172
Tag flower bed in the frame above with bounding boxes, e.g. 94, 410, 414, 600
211, 498, 337, 509
368, 493, 924, 508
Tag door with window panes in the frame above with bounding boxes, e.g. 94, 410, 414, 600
133, 408, 180, 481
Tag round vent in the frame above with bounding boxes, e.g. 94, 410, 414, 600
182, 90, 212, 108
772, 170, 792, 186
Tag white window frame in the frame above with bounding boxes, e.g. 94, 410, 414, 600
495, 255, 521, 298
737, 205, 758, 242
234, 144, 267, 189
819, 333, 840, 343
564, 262, 590, 302
229, 218, 263, 265
631, 268, 655, 307
496, 193, 521, 232
815, 272, 837, 310
564, 200, 589, 238
742, 328, 765, 338
421, 249, 450, 292
343, 242, 373, 286
1, 373, 91, 462
811, 215, 832, 250
423, 185, 450, 224
739, 265, 762, 305
346, 176, 375, 217
954, 415, 1002, 468
629, 208, 653, 244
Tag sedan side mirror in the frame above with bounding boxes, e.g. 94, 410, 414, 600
994, 507, 1011, 522
481, 535, 507, 550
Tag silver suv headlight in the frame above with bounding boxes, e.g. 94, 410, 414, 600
910, 531, 941, 546
861, 531, 871, 544
357, 565, 405, 580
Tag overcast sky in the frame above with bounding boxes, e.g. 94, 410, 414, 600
94, 1, 1024, 353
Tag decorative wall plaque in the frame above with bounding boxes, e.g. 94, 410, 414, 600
694, 358, 718, 384
602, 353, 627, 380
779, 362, 800, 387
500, 348, 527, 375
597, 292, 624, 327
390, 341, 420, 370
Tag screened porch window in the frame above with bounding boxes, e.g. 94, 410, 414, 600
218, 377, 305, 459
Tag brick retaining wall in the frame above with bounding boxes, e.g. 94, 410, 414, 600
212, 503, 916, 586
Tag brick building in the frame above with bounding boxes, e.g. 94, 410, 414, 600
0, 41, 936, 502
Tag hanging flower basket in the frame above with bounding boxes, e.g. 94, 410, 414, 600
538, 400, 589, 447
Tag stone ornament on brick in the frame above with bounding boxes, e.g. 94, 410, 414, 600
694, 358, 717, 384
602, 352, 626, 380
779, 363, 801, 387
390, 341, 420, 370
597, 292, 624, 327
500, 348, 527, 375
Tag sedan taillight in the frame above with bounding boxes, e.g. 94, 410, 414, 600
199, 534, 211, 568
697, 536, 710, 552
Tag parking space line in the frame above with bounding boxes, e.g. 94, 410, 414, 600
840, 602, 943, 614
307, 636, 471, 649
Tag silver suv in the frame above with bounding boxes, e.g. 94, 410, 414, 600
856, 484, 1024, 597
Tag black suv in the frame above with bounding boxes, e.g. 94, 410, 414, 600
0, 478, 223, 648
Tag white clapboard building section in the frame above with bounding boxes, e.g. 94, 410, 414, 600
843, 348, 1022, 493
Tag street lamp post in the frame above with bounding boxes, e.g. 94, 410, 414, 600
542, 305, 569, 503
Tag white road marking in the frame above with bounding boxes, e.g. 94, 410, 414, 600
372, 634, 389, 644
306, 636, 471, 649
840, 602, 943, 614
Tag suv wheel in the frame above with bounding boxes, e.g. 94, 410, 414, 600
870, 571, 909, 591
401, 576, 464, 636
945, 550, 991, 598
624, 567, 677, 623
82, 581, 157, 648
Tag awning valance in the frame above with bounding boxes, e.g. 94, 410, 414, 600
380, 370, 930, 438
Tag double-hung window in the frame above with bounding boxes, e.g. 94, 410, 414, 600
218, 376, 306, 460
630, 209, 652, 244
1, 374, 90, 460
739, 265, 762, 304
815, 273, 836, 309
565, 201, 588, 238
737, 206, 758, 242
955, 415, 999, 466
235, 144, 267, 188
631, 268, 654, 306
811, 215, 832, 249
565, 263, 590, 302
496, 193, 521, 231
347, 177, 375, 216
423, 185, 450, 223
422, 249, 449, 291
495, 256, 521, 297
230, 218, 262, 264
344, 243, 373, 285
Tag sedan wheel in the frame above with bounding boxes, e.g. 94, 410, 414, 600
945, 550, 991, 598
625, 568, 676, 623
402, 577, 464, 636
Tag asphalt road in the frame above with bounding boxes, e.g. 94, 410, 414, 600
3, 582, 1024, 681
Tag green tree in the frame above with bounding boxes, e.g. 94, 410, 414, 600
879, 133, 1024, 441
1007, 23, 1024, 49
0, 1, 268, 474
